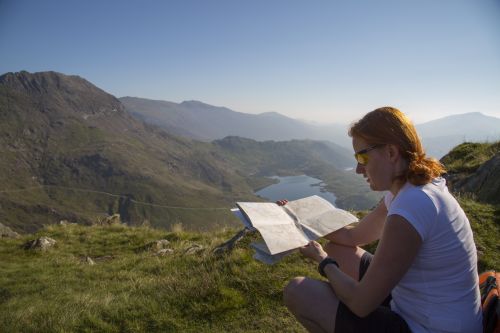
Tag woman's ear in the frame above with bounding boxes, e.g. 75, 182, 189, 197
387, 144, 400, 162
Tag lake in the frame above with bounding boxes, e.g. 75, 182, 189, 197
255, 175, 337, 206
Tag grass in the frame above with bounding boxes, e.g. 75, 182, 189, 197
457, 196, 500, 272
0, 224, 316, 332
441, 141, 500, 174
1, 193, 497, 333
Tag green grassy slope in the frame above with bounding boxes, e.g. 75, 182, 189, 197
0, 195, 497, 333
440, 141, 500, 271
0, 224, 313, 332
441, 141, 500, 205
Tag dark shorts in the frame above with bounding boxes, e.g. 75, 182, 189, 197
335, 252, 412, 333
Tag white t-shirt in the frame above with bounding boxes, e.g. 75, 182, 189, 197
384, 178, 482, 333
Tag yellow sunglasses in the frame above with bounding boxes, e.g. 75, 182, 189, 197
354, 144, 385, 166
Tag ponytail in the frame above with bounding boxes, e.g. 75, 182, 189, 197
406, 152, 446, 186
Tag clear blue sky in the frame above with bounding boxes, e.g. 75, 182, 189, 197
1, 0, 499, 124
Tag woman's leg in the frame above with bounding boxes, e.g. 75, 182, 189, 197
283, 243, 370, 332
283, 276, 339, 333
323, 242, 367, 281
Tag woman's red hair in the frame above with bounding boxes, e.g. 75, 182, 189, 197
349, 107, 445, 186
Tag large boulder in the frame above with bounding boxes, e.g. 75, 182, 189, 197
445, 152, 500, 204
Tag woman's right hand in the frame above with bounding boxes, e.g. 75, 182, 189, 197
276, 199, 289, 206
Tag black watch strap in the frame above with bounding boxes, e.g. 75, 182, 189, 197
318, 257, 339, 278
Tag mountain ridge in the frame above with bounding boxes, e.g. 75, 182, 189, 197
120, 96, 500, 158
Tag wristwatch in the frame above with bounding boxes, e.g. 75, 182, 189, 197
318, 257, 339, 278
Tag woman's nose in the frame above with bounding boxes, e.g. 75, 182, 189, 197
356, 163, 365, 174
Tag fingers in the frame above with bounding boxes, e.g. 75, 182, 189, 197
276, 199, 289, 206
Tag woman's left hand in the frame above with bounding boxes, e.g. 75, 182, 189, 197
299, 241, 328, 263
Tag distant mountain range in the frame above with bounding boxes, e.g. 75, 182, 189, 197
0, 71, 375, 232
121, 97, 500, 159
120, 97, 351, 147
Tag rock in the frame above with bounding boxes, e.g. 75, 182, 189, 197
23, 237, 56, 251
93, 255, 115, 262
59, 220, 77, 226
149, 239, 170, 251
0, 223, 20, 238
85, 256, 95, 265
155, 248, 174, 256
104, 214, 121, 225
183, 244, 203, 255
80, 255, 115, 264
137, 239, 170, 252
212, 228, 253, 256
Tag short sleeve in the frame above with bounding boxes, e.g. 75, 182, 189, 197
387, 188, 437, 242
384, 191, 394, 210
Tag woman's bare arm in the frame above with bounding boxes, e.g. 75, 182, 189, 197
322, 214, 422, 317
324, 199, 388, 246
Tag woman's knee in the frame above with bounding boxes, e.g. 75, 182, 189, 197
283, 276, 306, 310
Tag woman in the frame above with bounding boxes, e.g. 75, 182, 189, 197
283, 107, 482, 333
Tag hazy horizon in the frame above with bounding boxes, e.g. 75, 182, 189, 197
1, 0, 499, 124
117, 95, 500, 126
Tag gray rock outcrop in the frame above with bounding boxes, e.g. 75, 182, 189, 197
23, 237, 56, 251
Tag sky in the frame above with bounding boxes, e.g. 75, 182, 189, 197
1, 0, 499, 124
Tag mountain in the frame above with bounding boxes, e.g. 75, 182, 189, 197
0, 71, 261, 232
122, 97, 500, 159
120, 97, 351, 146
0, 71, 375, 233
417, 113, 500, 158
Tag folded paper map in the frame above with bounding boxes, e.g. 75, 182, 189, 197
232, 195, 358, 264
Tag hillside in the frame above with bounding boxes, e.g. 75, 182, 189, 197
0, 191, 498, 332
439, 141, 500, 270
0, 71, 377, 234
0, 223, 312, 332
441, 141, 500, 205
0, 71, 259, 232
